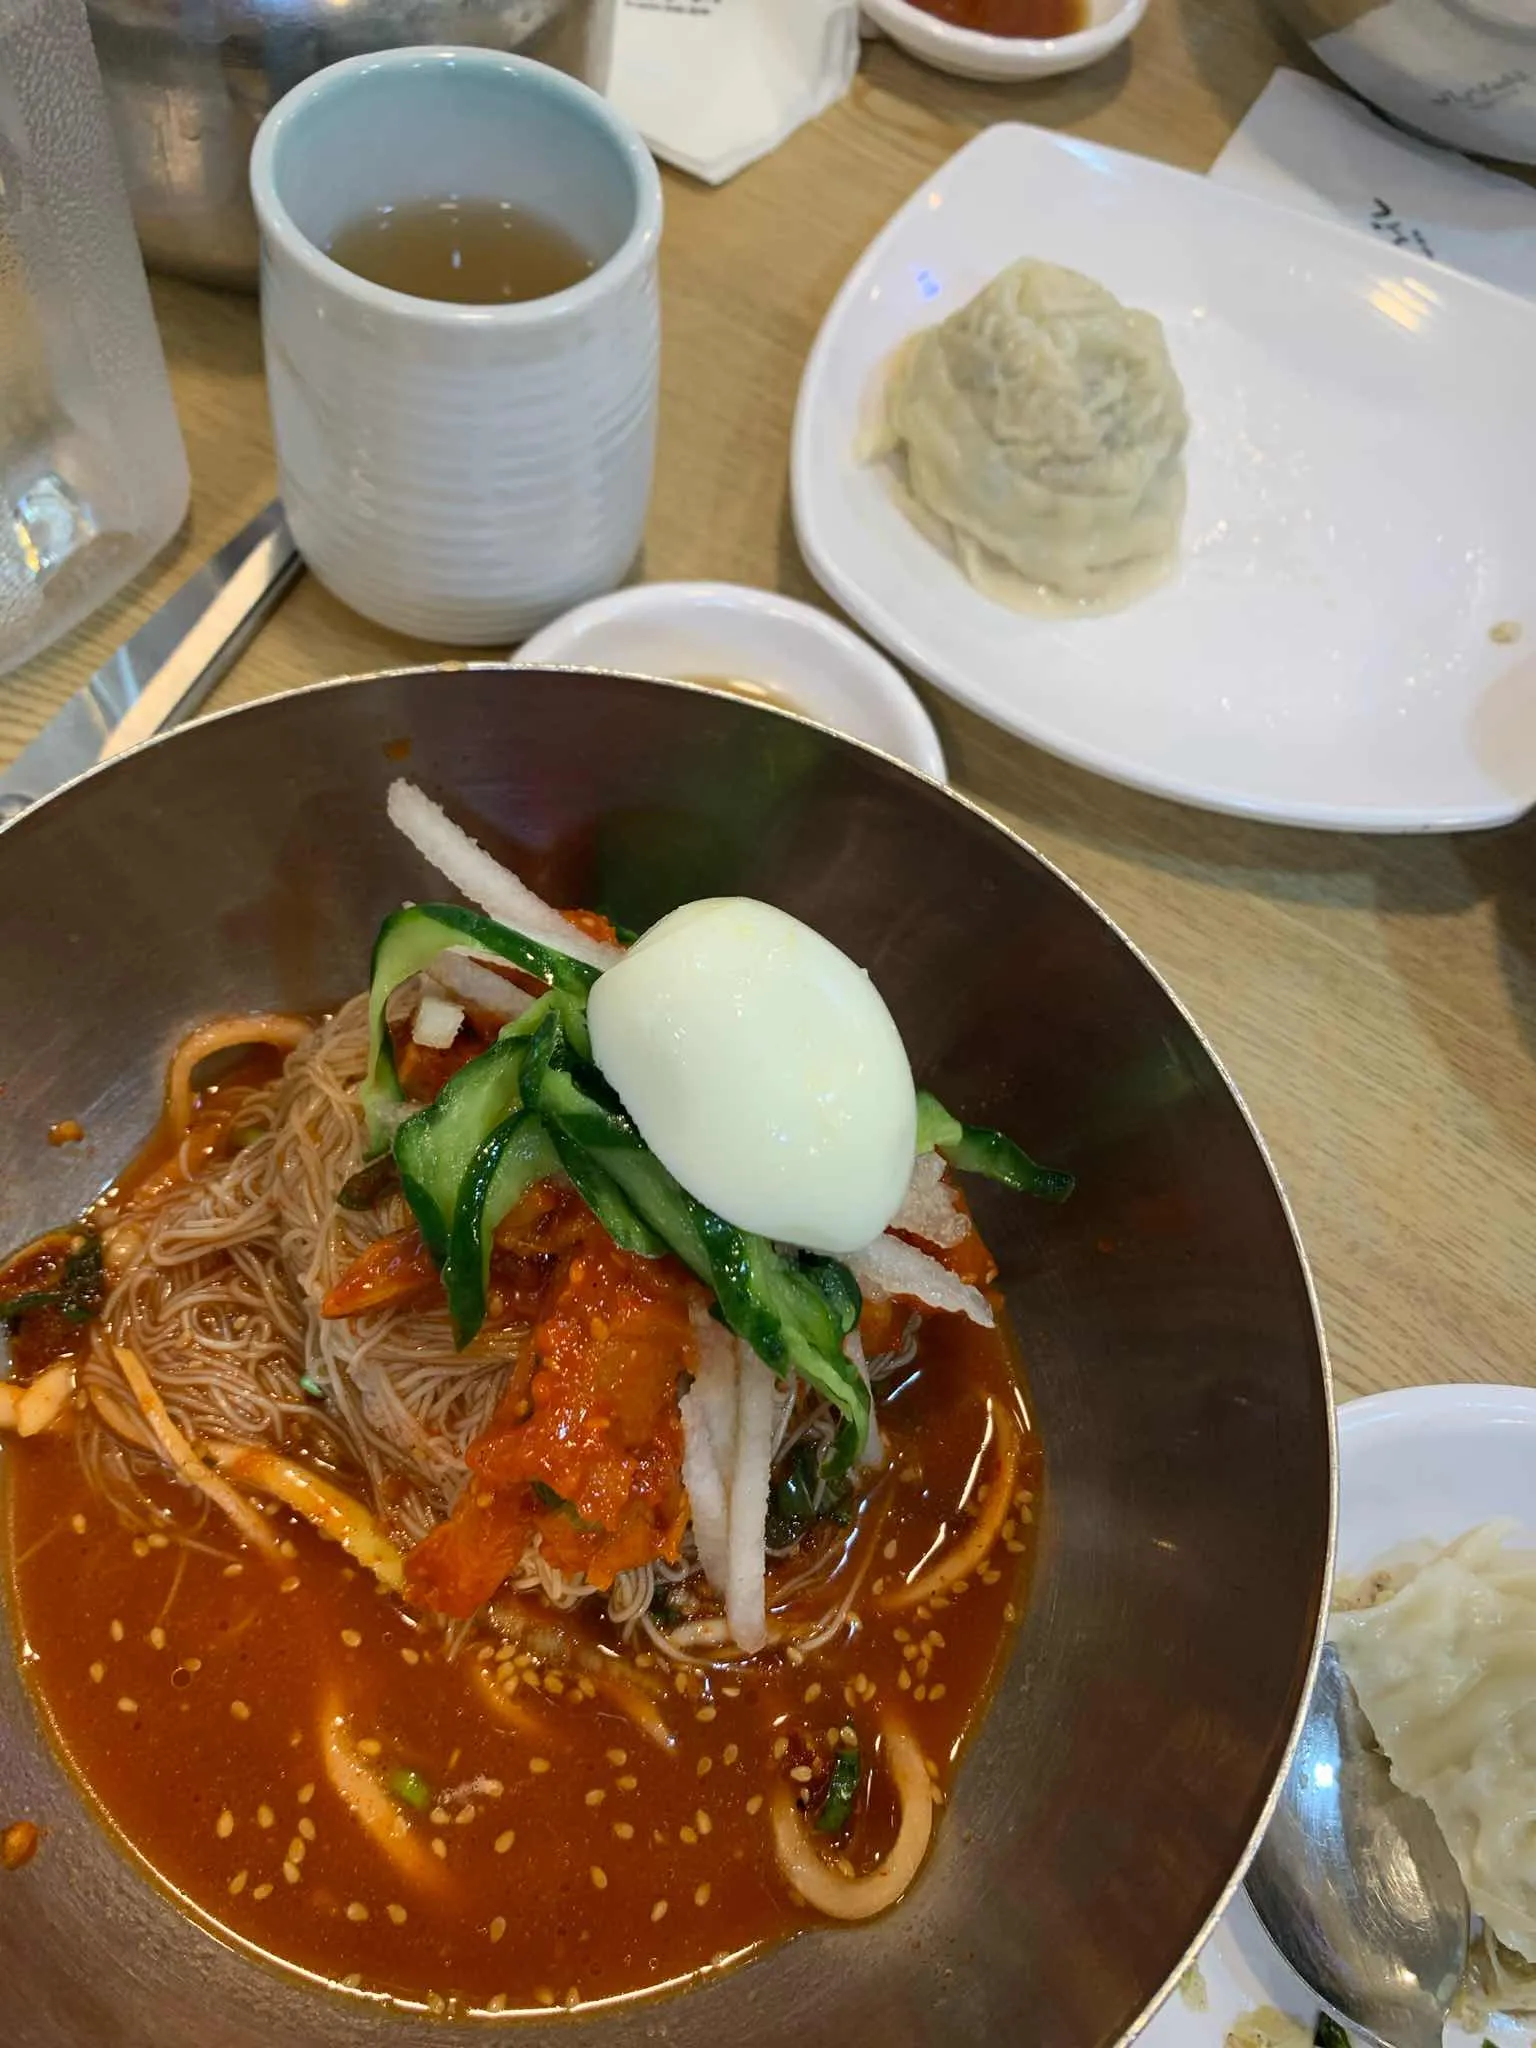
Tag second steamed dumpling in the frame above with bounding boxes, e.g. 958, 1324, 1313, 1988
877, 258, 1189, 611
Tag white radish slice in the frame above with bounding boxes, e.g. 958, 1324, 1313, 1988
428, 949, 537, 1023
725, 1343, 775, 1655
845, 1234, 993, 1328
386, 779, 622, 972
890, 1152, 969, 1249
410, 993, 464, 1049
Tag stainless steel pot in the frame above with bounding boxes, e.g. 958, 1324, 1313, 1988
0, 666, 1332, 2048
84, 1, 607, 289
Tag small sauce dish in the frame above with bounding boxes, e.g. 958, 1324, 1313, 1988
514, 582, 947, 780
862, 0, 1147, 82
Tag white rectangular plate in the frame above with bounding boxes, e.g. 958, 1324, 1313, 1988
791, 124, 1536, 832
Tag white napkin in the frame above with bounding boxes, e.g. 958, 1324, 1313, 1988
602, 0, 862, 185
1209, 67, 1536, 302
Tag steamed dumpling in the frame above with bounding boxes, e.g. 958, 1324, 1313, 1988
875, 259, 1189, 611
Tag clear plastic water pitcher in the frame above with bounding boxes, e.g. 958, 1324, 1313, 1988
0, 0, 189, 676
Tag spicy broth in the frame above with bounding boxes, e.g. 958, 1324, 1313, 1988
7, 1315, 1038, 2011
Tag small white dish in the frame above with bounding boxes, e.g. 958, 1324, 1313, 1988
862, 0, 1146, 83
1140, 1381, 1536, 2048
792, 122, 1536, 832
513, 581, 947, 780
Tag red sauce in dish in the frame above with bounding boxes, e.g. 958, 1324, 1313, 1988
904, 0, 1086, 35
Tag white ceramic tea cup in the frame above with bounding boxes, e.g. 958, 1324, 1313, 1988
249, 48, 663, 643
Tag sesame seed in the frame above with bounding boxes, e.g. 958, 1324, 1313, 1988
279, 1540, 296, 1560
914, 1685, 927, 1702
230, 1700, 250, 1721
256, 1803, 275, 1828
296, 1783, 314, 1806
147, 1533, 169, 1551
695, 1704, 716, 1723
430, 1838, 448, 1861
612, 1821, 635, 1841
345, 1901, 368, 1923
898, 1670, 912, 1691
282, 1860, 300, 1885
1004, 1602, 1018, 1623
722, 1743, 739, 1766
605, 1748, 627, 1767
1005, 1539, 1026, 1554
109, 1620, 124, 1643
340, 1629, 362, 1649
343, 1976, 364, 1993
117, 1697, 138, 1715
745, 1794, 764, 1816
696, 1810, 713, 1836
280, 1576, 300, 1595
253, 1883, 273, 1901
695, 1758, 712, 1779
148, 1627, 166, 1651
298, 1817, 316, 1842
132, 1539, 149, 1560
803, 1683, 822, 1704
88, 1662, 104, 1684
494, 1829, 516, 1854
584, 1788, 605, 1807
789, 1763, 814, 1784
529, 1756, 551, 1775
616, 1773, 638, 1791
694, 1883, 711, 1907
536, 1989, 557, 2007
650, 1900, 668, 1923
184, 1657, 202, 1673
287, 1837, 305, 1864
356, 1737, 381, 1758
481, 1778, 504, 1797
222, 1564, 243, 1580
386, 1904, 407, 1926
70, 1513, 87, 1535
882, 1539, 897, 1560
454, 1804, 475, 1827
429, 1807, 451, 1826
489, 1915, 507, 1942
400, 1646, 420, 1666
772, 1736, 788, 1760
680, 1826, 698, 1846
487, 1995, 508, 2013
216, 1810, 235, 1839
228, 1870, 247, 1896
590, 1866, 608, 1890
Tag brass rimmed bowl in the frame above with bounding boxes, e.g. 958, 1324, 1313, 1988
0, 666, 1331, 2046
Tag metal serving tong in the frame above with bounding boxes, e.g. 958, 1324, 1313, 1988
0, 499, 303, 827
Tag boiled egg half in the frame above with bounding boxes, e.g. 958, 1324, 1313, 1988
586, 898, 915, 1256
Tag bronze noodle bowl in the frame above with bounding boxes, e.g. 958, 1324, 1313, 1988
0, 667, 1332, 2046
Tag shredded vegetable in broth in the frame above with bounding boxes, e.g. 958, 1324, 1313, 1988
0, 783, 1068, 2012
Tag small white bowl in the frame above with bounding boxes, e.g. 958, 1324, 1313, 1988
862, 0, 1146, 82
513, 582, 947, 780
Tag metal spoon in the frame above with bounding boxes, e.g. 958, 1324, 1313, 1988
1246, 1643, 1469, 2048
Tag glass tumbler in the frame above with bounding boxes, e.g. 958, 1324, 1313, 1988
0, 0, 190, 676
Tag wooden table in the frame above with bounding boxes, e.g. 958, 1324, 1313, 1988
4, 7, 1532, 1405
